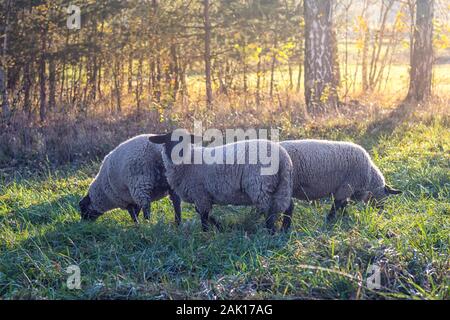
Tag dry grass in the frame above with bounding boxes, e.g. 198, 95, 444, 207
0, 100, 448, 299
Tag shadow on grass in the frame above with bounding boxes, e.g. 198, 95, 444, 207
356, 101, 418, 150
1, 202, 295, 298
2, 194, 82, 227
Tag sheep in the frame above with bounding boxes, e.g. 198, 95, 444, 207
148, 130, 294, 233
79, 134, 182, 225
280, 139, 402, 222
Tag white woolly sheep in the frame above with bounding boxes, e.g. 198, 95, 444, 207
149, 131, 294, 233
280, 139, 402, 221
79, 134, 181, 224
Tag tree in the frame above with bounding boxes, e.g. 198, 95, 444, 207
406, 0, 434, 103
203, 0, 213, 109
304, 0, 339, 114
1, 0, 11, 119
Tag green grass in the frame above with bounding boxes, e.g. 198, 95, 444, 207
0, 117, 449, 300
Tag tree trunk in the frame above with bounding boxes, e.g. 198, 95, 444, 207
256, 52, 262, 107
296, 38, 304, 93
23, 62, 32, 116
113, 57, 122, 113
128, 52, 133, 94
97, 59, 103, 99
269, 35, 278, 99
135, 54, 143, 112
39, 31, 47, 122
48, 57, 56, 112
203, 0, 213, 109
296, 56, 303, 93
170, 42, 179, 101
406, 0, 434, 103
304, 0, 338, 114
361, 29, 369, 91
1, 0, 11, 118
155, 54, 162, 103
288, 60, 293, 90
0, 68, 9, 118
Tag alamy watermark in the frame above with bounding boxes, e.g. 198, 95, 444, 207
366, 264, 381, 290
67, 5, 81, 30
168, 121, 280, 175
66, 265, 81, 290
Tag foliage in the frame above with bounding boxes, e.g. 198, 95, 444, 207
0, 110, 448, 299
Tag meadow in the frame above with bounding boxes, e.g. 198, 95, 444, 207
1, 0, 449, 301
0, 100, 448, 299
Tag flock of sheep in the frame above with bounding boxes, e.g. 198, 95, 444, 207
79, 131, 402, 233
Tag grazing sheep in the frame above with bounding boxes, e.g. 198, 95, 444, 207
79, 134, 181, 224
149, 131, 294, 233
280, 139, 402, 221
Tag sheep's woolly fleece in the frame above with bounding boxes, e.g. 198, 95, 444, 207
280, 139, 387, 202
162, 139, 293, 216
88, 134, 170, 213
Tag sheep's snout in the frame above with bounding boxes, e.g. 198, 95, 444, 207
79, 195, 102, 221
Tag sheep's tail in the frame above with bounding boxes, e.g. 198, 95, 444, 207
271, 147, 293, 213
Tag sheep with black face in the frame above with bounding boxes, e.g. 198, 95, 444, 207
79, 134, 181, 224
280, 139, 402, 221
149, 130, 294, 233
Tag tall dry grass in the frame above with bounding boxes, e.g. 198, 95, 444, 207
1, 63, 449, 171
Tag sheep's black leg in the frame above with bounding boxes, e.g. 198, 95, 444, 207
281, 199, 294, 232
169, 190, 182, 226
327, 202, 337, 222
265, 211, 276, 235
195, 206, 211, 232
127, 205, 139, 224
200, 212, 210, 232
135, 206, 142, 218
326, 199, 348, 223
143, 203, 151, 220
208, 216, 223, 232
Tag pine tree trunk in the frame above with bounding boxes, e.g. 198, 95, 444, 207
296, 39, 304, 93
113, 57, 122, 113
406, 0, 434, 103
296, 57, 302, 93
135, 54, 143, 112
39, 31, 47, 122
304, 0, 338, 114
203, 0, 213, 109
170, 42, 179, 101
269, 33, 278, 99
127, 53, 133, 94
48, 58, 56, 113
155, 54, 162, 103
256, 52, 262, 107
1, 0, 11, 118
23, 62, 32, 116
0, 69, 9, 118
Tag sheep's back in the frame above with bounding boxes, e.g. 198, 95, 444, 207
100, 135, 169, 208
281, 140, 371, 200
199, 140, 290, 206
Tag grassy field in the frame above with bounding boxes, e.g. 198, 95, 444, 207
0, 106, 448, 300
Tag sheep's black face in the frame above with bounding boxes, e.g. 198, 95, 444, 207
371, 185, 403, 208
79, 195, 102, 221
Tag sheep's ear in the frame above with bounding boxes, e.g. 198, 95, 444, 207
385, 185, 402, 195
149, 133, 172, 144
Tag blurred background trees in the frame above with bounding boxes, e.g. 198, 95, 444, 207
0, 0, 447, 123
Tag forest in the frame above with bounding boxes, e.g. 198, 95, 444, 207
0, 0, 449, 300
